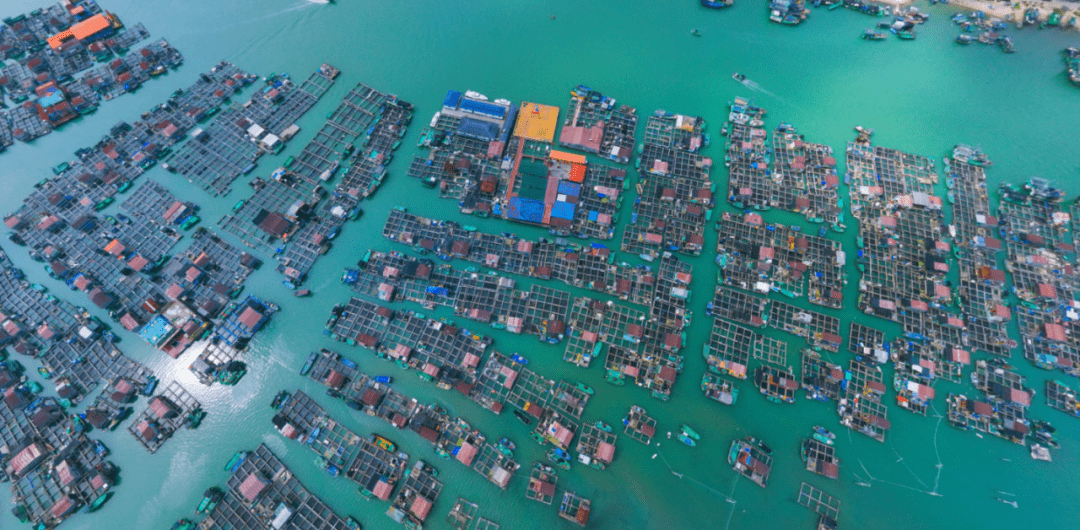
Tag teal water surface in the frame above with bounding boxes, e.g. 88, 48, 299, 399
1, 1, 1079, 529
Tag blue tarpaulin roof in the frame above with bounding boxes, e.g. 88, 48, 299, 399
588, 210, 599, 222
443, 90, 462, 109
37, 86, 65, 108
551, 201, 575, 220
138, 315, 175, 347
557, 180, 581, 197
456, 117, 500, 141
459, 98, 507, 119
507, 197, 545, 223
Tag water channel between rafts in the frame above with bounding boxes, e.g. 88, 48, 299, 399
2, 1, 1079, 529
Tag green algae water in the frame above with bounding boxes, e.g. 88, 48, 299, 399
2, 0, 1080, 529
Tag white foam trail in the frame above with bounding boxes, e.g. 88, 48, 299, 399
740, 79, 781, 100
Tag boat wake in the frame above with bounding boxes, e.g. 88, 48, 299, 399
738, 78, 782, 101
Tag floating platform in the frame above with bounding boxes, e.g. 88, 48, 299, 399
754, 365, 797, 404
202, 444, 357, 530
800, 349, 843, 402
838, 359, 889, 442
802, 438, 839, 479
701, 373, 739, 405
167, 66, 336, 196
128, 381, 201, 453
557, 490, 591, 527
387, 460, 442, 528
526, 463, 558, 504
728, 437, 772, 487
796, 482, 841, 526
447, 497, 500, 530
575, 421, 617, 469
1045, 380, 1080, 418
622, 405, 656, 445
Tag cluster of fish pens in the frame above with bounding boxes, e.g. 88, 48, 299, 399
180, 444, 362, 530
3, 11, 1080, 523
0, 54, 357, 527
0, 251, 152, 529
216, 65, 414, 289
687, 93, 1080, 523
0, 1, 184, 148
375, 210, 692, 399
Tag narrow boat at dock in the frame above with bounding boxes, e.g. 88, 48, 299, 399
172, 518, 198, 530
514, 409, 533, 425
498, 437, 516, 457
300, 351, 318, 376
271, 390, 291, 409
373, 434, 396, 452
224, 451, 249, 472
187, 408, 206, 429
547, 448, 572, 469
813, 432, 834, 445
85, 491, 113, 513
576, 382, 594, 395
701, 373, 739, 405
813, 425, 835, 444
196, 487, 223, 513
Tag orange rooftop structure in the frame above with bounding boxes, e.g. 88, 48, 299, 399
47, 12, 121, 49
513, 102, 560, 143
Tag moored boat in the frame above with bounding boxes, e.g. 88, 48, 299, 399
224, 451, 249, 472
680, 424, 701, 440
514, 409, 533, 425
196, 487, 223, 513
271, 390, 291, 409
547, 447, 572, 469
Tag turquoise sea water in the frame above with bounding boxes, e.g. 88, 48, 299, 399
1, 1, 1079, 529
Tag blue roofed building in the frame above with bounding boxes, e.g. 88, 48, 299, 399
456, 117, 501, 142
139, 315, 177, 348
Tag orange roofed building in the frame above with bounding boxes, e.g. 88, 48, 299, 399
47, 12, 122, 50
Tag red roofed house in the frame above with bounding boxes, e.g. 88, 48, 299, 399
663, 333, 682, 351
410, 496, 433, 521
54, 460, 79, 486
238, 473, 269, 502
372, 479, 393, 500
324, 370, 345, 389
596, 441, 616, 464
127, 254, 149, 271
456, 442, 478, 465
149, 396, 179, 419
1010, 388, 1031, 407
547, 421, 574, 449
238, 306, 264, 331
7, 443, 46, 477
50, 496, 77, 519
1045, 323, 1067, 342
